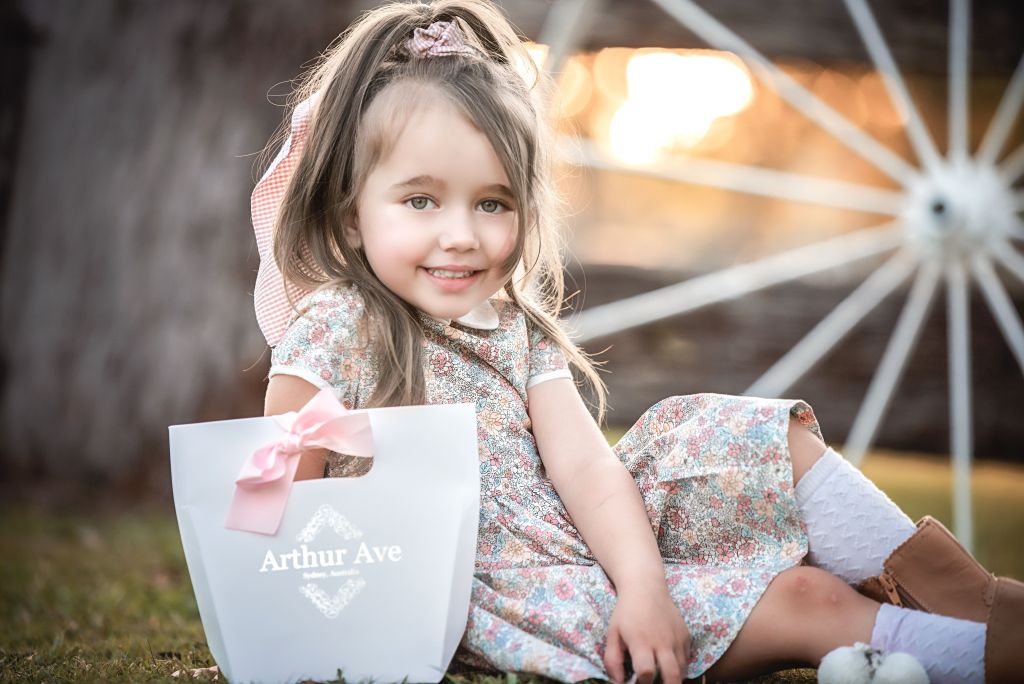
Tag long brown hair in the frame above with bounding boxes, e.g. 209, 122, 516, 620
270, 0, 606, 420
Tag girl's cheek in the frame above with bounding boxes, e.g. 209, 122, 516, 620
496, 217, 518, 257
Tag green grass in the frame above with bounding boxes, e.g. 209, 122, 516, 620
0, 503, 212, 682
1, 451, 1021, 683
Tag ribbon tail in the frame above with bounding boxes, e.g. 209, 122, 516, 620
225, 454, 301, 535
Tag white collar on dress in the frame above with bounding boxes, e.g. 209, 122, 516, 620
430, 299, 500, 330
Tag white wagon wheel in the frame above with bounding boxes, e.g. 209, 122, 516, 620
538, 0, 1024, 551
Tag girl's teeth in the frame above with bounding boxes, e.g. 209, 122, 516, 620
428, 269, 476, 279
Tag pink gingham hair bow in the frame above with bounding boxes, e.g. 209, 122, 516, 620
251, 94, 319, 347
404, 20, 479, 59
225, 389, 373, 535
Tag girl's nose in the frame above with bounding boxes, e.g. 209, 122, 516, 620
438, 211, 480, 251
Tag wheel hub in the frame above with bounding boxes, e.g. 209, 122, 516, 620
902, 161, 1017, 258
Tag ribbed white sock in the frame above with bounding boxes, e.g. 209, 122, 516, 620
794, 447, 917, 585
871, 603, 985, 683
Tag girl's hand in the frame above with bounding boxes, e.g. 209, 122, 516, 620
604, 583, 691, 684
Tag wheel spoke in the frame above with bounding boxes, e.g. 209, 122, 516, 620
844, 261, 941, 465
563, 138, 905, 215
1011, 219, 1024, 242
745, 250, 918, 397
946, 259, 974, 551
647, 0, 919, 186
992, 240, 1024, 284
971, 254, 1024, 377
573, 224, 904, 342
843, 0, 942, 171
1000, 142, 1024, 183
948, 0, 971, 162
977, 52, 1024, 166
537, 0, 601, 74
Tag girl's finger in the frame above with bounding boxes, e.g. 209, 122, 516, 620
675, 638, 690, 676
656, 647, 683, 684
603, 628, 626, 683
629, 648, 657, 684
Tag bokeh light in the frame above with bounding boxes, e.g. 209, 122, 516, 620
607, 50, 755, 162
517, 41, 549, 88
555, 56, 593, 119
592, 47, 632, 102
523, 41, 549, 70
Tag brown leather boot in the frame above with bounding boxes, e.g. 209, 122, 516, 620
985, 578, 1024, 684
856, 515, 1024, 683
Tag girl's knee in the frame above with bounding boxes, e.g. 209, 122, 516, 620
732, 567, 860, 660
788, 417, 827, 484
768, 566, 859, 617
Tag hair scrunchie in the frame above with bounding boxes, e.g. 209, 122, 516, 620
403, 20, 480, 59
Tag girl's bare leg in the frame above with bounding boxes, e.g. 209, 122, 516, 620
787, 416, 829, 485
703, 566, 881, 682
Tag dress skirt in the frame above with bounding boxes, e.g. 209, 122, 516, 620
456, 393, 821, 680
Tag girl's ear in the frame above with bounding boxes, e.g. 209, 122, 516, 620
343, 222, 362, 249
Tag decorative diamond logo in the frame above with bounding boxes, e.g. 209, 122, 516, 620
297, 504, 363, 544
299, 578, 367, 619
296, 504, 366, 619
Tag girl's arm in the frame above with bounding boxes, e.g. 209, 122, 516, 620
528, 378, 690, 684
264, 374, 329, 480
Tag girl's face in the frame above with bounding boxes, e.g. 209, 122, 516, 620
349, 99, 518, 322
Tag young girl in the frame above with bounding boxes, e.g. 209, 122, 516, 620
251, 2, 1022, 681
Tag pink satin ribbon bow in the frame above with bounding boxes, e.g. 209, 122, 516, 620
225, 389, 373, 535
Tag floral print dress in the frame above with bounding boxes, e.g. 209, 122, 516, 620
269, 284, 821, 681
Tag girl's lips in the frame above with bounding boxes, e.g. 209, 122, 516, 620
422, 267, 483, 292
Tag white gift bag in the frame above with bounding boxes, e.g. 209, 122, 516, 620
169, 400, 480, 684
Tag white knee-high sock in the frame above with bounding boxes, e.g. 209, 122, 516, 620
871, 603, 985, 683
794, 448, 917, 585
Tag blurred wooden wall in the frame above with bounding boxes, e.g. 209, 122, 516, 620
0, 0, 371, 489
1, 0, 1021, 490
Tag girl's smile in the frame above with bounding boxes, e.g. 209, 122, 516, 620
422, 266, 483, 292
349, 97, 518, 322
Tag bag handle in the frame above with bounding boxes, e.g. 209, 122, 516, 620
225, 390, 373, 535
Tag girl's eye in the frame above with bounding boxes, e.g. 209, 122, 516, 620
407, 196, 435, 210
478, 199, 509, 214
